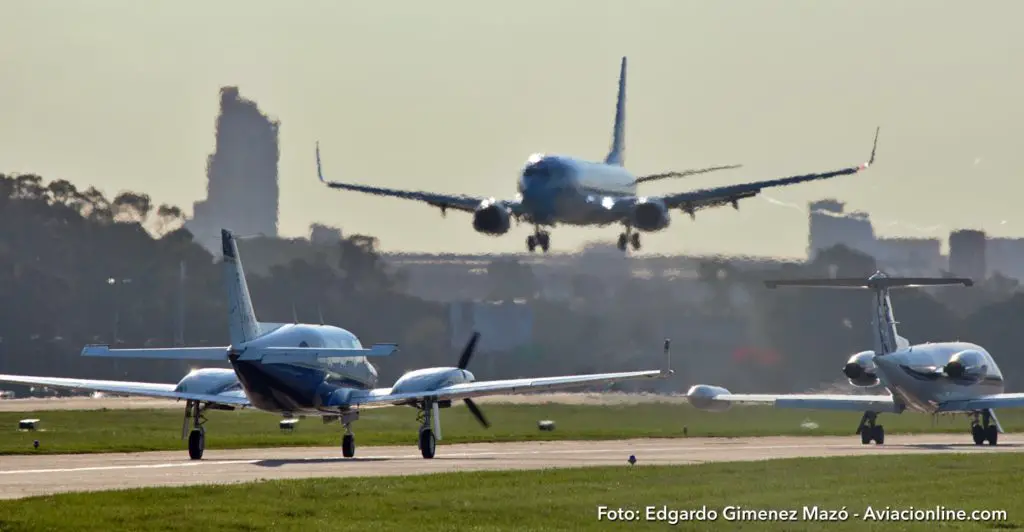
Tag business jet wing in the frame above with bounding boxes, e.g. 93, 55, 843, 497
692, 390, 902, 413
938, 394, 1024, 412
654, 128, 879, 217
0, 374, 251, 407
339, 369, 669, 407
315, 142, 517, 215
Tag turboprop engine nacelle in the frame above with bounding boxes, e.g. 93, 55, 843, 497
389, 367, 476, 395
944, 350, 987, 382
686, 384, 732, 412
842, 350, 879, 387
631, 199, 670, 232
173, 367, 239, 410
472, 200, 512, 235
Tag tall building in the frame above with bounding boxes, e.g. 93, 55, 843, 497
807, 199, 875, 259
948, 229, 987, 280
986, 238, 1024, 280
807, 199, 942, 274
188, 87, 280, 254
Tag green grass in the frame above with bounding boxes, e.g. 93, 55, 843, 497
1, 454, 1021, 531
1, 403, 1021, 456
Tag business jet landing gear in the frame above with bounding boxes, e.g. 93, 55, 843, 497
416, 403, 438, 459
971, 409, 998, 446
856, 411, 884, 445
617, 228, 641, 252
527, 230, 550, 253
340, 410, 359, 457
182, 400, 208, 460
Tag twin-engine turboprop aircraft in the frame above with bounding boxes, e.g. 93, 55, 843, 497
0, 229, 671, 460
685, 272, 1024, 446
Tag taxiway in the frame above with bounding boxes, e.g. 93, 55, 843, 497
1, 434, 1020, 500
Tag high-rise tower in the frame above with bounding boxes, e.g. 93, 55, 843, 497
188, 87, 279, 253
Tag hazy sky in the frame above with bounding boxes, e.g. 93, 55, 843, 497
2, 1, 1022, 258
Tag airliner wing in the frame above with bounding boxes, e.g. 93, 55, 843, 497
703, 393, 902, 413
336, 369, 668, 407
656, 127, 879, 216
315, 142, 508, 215
938, 394, 1024, 412
0, 374, 251, 406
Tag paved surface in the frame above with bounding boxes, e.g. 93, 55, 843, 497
1, 434, 1021, 500
0, 393, 693, 412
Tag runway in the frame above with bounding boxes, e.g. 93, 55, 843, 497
0, 392, 692, 412
1, 434, 1022, 500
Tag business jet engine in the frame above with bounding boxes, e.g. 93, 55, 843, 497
943, 350, 987, 382
472, 200, 511, 235
631, 199, 670, 232
686, 385, 732, 412
842, 351, 879, 387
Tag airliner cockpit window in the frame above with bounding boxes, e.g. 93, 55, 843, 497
523, 158, 565, 180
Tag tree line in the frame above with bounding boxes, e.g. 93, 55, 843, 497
2, 172, 1024, 395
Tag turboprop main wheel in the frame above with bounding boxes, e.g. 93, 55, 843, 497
630, 232, 641, 250
526, 235, 537, 252
860, 429, 872, 445
342, 434, 356, 458
972, 424, 985, 445
419, 429, 436, 459
872, 425, 885, 445
985, 425, 998, 446
617, 233, 628, 251
188, 428, 205, 460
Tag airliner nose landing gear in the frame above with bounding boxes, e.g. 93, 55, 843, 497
617, 227, 641, 252
971, 409, 998, 445
527, 229, 550, 253
856, 411, 884, 445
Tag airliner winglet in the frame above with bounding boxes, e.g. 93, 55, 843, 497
315, 141, 326, 183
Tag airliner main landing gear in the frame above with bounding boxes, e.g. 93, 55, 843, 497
971, 409, 998, 445
527, 229, 550, 253
617, 227, 641, 252
182, 400, 208, 460
856, 411, 884, 445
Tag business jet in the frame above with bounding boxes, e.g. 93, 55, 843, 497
685, 272, 1024, 446
0, 230, 671, 460
316, 56, 879, 253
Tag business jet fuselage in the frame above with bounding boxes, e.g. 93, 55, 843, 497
846, 342, 1004, 415
686, 273, 1024, 447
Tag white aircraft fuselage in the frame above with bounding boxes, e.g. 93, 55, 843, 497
515, 153, 638, 226
860, 342, 1004, 414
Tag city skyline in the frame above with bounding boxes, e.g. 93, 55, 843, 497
2, 1, 1022, 258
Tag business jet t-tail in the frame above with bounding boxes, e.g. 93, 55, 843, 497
0, 229, 671, 460
685, 272, 1024, 446
316, 56, 879, 253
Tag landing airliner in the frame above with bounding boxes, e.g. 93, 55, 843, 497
316, 56, 879, 252
0, 230, 670, 460
685, 272, 1024, 445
